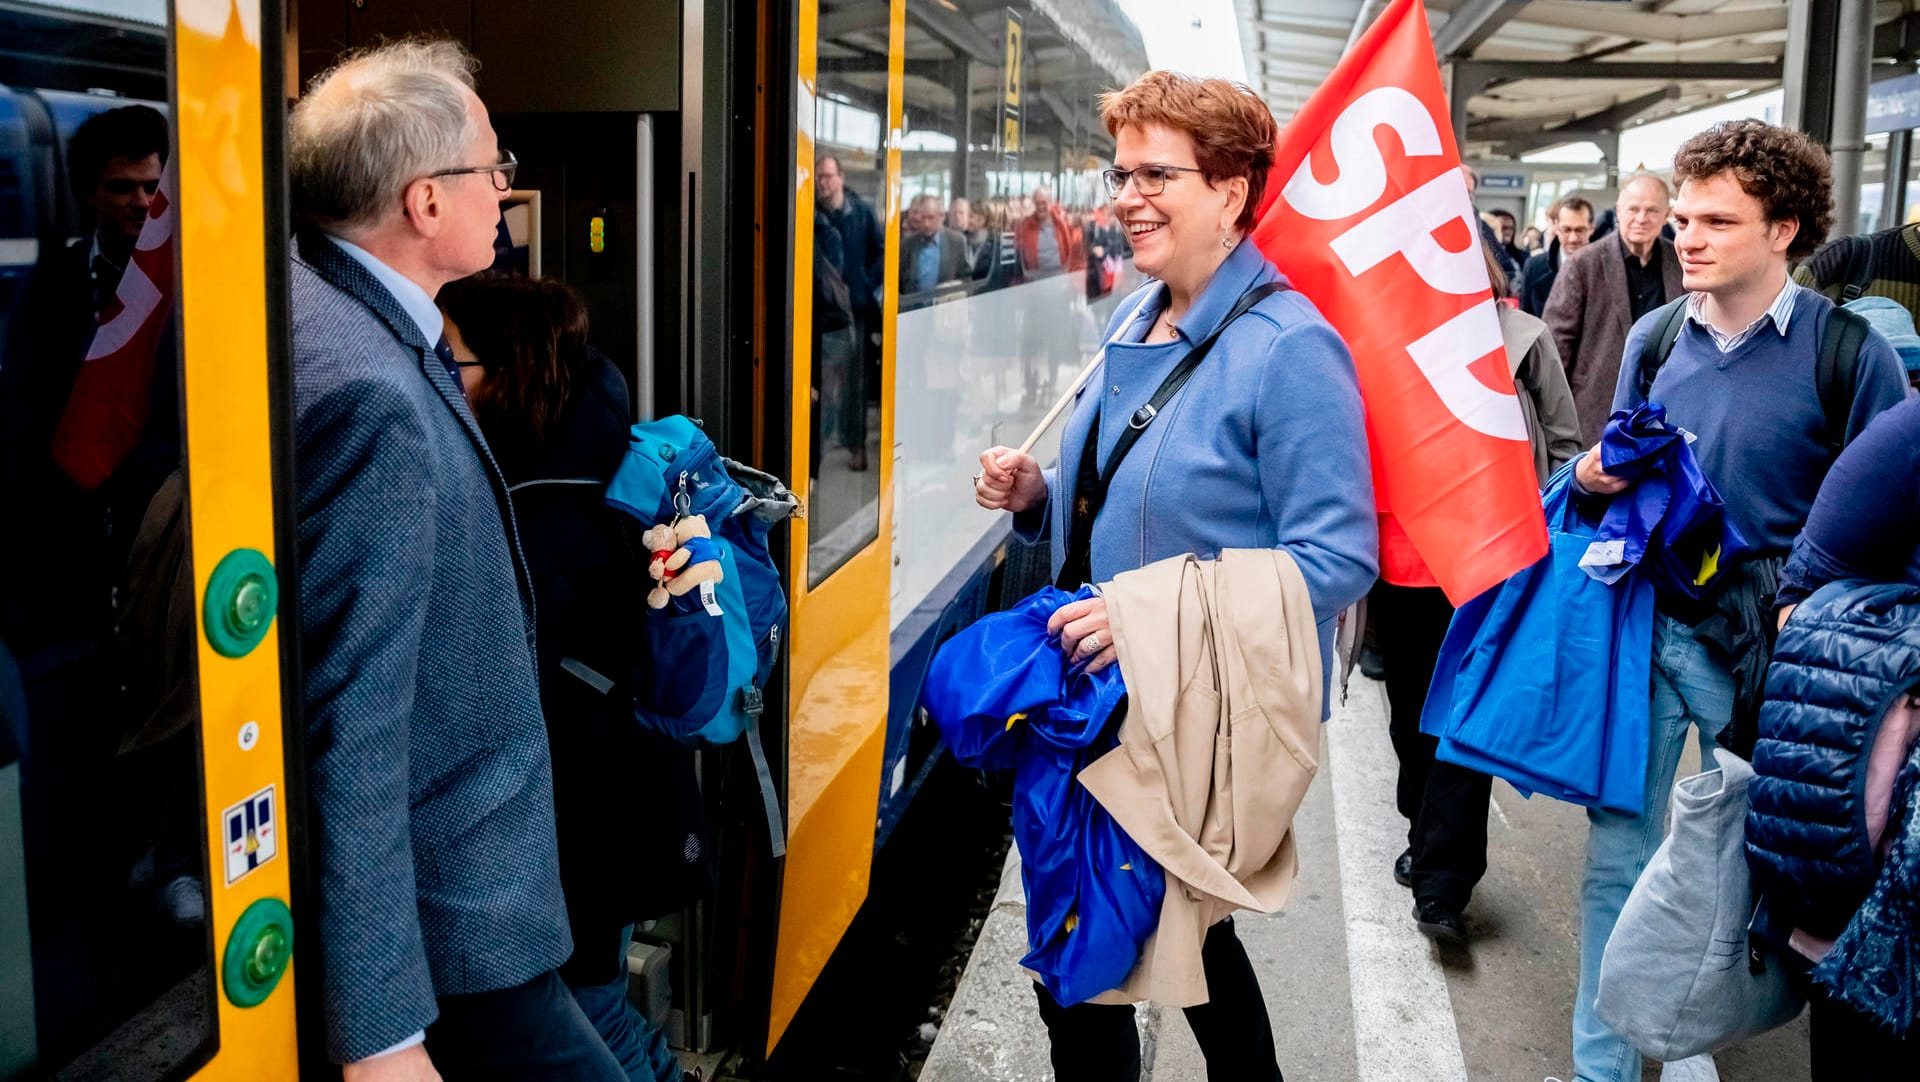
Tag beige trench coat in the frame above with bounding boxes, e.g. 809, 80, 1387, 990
1076, 548, 1323, 1006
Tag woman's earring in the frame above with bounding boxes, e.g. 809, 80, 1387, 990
1221, 232, 1234, 249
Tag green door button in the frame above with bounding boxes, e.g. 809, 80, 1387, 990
224, 896, 294, 1008
205, 548, 277, 658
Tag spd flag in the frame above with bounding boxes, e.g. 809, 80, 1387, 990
49, 166, 176, 493
1251, 0, 1546, 605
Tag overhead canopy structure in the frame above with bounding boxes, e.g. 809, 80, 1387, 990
1231, 0, 1916, 162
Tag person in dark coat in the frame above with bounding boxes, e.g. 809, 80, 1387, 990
440, 273, 721, 1082
1516, 195, 1593, 317
816, 153, 882, 470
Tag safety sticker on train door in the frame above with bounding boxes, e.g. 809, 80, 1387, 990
222, 784, 279, 884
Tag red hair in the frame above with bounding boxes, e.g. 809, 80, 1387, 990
1098, 71, 1277, 230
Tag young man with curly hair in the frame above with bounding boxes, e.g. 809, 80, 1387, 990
1567, 120, 1911, 1082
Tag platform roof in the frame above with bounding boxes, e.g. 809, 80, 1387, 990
1232, 0, 1914, 160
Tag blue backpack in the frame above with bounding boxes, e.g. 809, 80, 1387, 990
605, 415, 799, 854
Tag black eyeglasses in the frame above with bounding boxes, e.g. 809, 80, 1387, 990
429, 148, 518, 192
1101, 163, 1204, 199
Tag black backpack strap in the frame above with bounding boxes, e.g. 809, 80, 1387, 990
1056, 280, 1289, 588
1636, 297, 1691, 406
1815, 304, 1869, 456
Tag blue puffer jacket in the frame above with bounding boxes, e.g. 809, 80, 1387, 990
1747, 580, 1920, 938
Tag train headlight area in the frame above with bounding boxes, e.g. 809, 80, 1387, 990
0, 1, 1908, 1079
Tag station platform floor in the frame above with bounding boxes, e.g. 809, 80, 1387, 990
921, 676, 1813, 1082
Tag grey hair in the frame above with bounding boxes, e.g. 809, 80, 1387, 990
289, 39, 480, 232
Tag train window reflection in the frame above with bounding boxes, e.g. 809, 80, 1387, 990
0, 4, 217, 1078
810, 1, 890, 586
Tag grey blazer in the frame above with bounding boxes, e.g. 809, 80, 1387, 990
290, 231, 570, 1063
1541, 231, 1685, 444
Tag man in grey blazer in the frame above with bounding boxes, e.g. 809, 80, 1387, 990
288, 41, 622, 1082
1542, 173, 1686, 443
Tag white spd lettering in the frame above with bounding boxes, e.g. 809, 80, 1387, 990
1403, 302, 1527, 441
1282, 86, 1442, 221
1329, 168, 1485, 295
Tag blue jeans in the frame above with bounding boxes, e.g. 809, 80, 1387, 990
1574, 615, 1732, 1082
566, 924, 681, 1082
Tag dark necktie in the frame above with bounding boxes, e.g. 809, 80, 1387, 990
90, 253, 122, 319
431, 334, 462, 385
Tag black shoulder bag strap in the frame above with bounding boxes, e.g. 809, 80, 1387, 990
1056, 280, 1290, 589
1635, 296, 1691, 406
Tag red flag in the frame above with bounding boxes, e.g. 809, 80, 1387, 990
1251, 0, 1546, 605
49, 167, 176, 492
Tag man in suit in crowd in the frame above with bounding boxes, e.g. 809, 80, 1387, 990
287, 40, 622, 1082
0, 103, 171, 716
1517, 195, 1593, 317
1543, 173, 1685, 442
901, 193, 970, 295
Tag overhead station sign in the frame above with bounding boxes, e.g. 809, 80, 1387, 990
1868, 73, 1920, 136
1002, 9, 1023, 155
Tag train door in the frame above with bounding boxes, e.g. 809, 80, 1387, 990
768, 0, 902, 1054
0, 0, 300, 1078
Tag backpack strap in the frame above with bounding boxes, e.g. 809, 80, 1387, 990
1635, 297, 1691, 406
1837, 234, 1876, 301
1815, 304, 1869, 456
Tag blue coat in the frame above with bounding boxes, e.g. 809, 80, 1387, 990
1016, 238, 1377, 694
291, 232, 570, 1062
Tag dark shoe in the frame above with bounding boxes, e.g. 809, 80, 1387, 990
1359, 643, 1387, 680
1394, 849, 1414, 889
1413, 898, 1467, 944
847, 448, 868, 472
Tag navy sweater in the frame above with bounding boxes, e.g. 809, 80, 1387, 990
1778, 396, 1920, 604
1612, 287, 1910, 553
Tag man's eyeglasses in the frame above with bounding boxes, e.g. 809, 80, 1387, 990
429, 149, 518, 192
1101, 163, 1204, 199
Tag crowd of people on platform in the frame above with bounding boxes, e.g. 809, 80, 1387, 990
973, 66, 1920, 1082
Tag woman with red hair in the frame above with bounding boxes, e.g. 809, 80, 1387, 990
974, 71, 1378, 1081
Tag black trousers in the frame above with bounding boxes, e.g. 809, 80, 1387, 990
1808, 980, 1913, 1081
1032, 919, 1282, 1082
1371, 581, 1494, 911
423, 969, 625, 1082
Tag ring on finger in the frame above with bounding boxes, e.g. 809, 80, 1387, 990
1081, 632, 1101, 654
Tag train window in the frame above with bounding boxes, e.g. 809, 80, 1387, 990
0, 3, 217, 1079
809, 0, 892, 586
886, 0, 1143, 629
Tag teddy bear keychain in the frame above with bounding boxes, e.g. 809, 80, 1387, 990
642, 514, 726, 611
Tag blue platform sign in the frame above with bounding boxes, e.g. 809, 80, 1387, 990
1869, 73, 1920, 136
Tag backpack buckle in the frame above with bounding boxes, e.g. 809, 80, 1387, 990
740, 685, 764, 719
1128, 404, 1157, 430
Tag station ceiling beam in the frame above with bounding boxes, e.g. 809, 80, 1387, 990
1456, 59, 1786, 84
1433, 0, 1532, 61
1472, 86, 1676, 143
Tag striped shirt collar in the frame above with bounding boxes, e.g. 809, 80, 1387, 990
1684, 277, 1800, 353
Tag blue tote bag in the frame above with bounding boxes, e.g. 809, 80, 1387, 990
1421, 463, 1654, 813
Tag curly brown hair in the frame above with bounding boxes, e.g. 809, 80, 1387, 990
1671, 119, 1833, 260
1098, 71, 1277, 231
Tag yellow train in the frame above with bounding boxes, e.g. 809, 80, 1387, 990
0, 0, 1143, 1074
